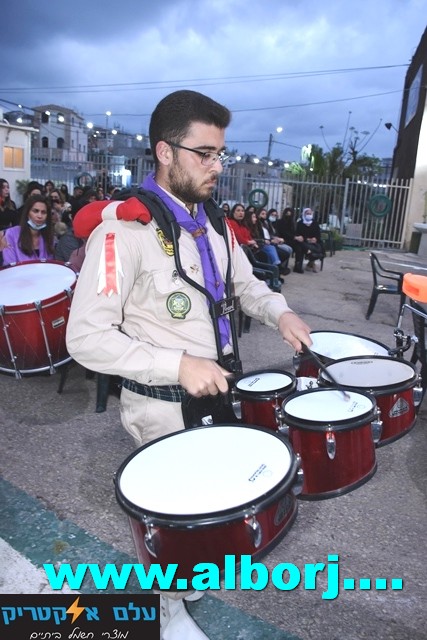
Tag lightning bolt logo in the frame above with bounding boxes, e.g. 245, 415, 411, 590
66, 596, 86, 623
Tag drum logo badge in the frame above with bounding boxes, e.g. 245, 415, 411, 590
52, 316, 66, 328
167, 292, 191, 319
156, 228, 174, 256
389, 397, 409, 418
274, 494, 293, 526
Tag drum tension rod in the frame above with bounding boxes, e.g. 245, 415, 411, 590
0, 305, 22, 379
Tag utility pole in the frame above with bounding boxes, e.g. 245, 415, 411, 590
267, 133, 273, 158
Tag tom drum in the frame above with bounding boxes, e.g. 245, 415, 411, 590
281, 388, 379, 499
115, 424, 303, 586
233, 369, 296, 430
294, 330, 390, 378
318, 356, 420, 446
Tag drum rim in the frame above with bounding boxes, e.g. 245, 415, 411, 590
234, 368, 296, 399
318, 355, 418, 394
115, 423, 300, 528
282, 388, 378, 432
0, 259, 76, 310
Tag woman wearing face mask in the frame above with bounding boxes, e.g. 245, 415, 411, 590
294, 207, 323, 273
2, 195, 54, 265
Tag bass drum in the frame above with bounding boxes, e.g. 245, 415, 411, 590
281, 388, 379, 500
0, 260, 76, 376
294, 330, 390, 378
115, 424, 303, 587
317, 356, 420, 446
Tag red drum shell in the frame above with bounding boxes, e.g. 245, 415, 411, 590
234, 369, 296, 431
282, 388, 377, 500
0, 261, 76, 374
295, 330, 390, 378
115, 424, 302, 586
318, 356, 418, 446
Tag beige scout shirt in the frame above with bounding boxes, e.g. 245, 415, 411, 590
66, 211, 292, 444
66, 216, 292, 384
67, 215, 290, 378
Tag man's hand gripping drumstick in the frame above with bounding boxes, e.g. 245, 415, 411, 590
278, 311, 312, 353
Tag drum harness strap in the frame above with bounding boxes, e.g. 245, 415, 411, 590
117, 188, 242, 422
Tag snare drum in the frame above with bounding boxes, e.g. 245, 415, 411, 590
0, 261, 76, 376
233, 369, 296, 430
281, 388, 379, 499
295, 330, 390, 377
318, 356, 419, 446
115, 424, 303, 585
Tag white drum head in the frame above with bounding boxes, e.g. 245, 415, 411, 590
322, 357, 415, 388
310, 331, 389, 359
284, 389, 374, 422
236, 371, 293, 393
119, 425, 291, 516
0, 262, 76, 307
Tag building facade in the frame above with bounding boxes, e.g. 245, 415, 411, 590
391, 27, 427, 246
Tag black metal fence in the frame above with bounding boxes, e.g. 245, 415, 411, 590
30, 155, 412, 249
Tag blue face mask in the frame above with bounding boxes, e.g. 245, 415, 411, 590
305, 215, 313, 222
27, 219, 47, 231
269, 215, 277, 222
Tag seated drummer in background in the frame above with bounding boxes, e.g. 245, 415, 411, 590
2, 195, 55, 266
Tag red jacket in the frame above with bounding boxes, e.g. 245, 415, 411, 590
227, 219, 253, 245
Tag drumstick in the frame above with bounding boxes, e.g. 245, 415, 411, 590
301, 344, 351, 401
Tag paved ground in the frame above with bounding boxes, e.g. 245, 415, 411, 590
1, 247, 426, 639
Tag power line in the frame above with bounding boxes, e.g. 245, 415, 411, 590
1, 88, 405, 123
0, 64, 408, 94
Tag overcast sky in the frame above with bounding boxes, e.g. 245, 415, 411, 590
2, 1, 426, 163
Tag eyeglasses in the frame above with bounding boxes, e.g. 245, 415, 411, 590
166, 141, 229, 166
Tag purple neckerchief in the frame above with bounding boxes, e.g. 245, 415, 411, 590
142, 173, 230, 350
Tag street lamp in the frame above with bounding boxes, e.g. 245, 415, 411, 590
267, 126, 283, 158
105, 110, 112, 151
385, 122, 398, 133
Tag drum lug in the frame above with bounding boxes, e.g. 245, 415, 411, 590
292, 352, 301, 371
274, 396, 284, 429
231, 389, 242, 421
325, 428, 336, 460
245, 513, 262, 549
144, 522, 159, 558
292, 454, 304, 496
277, 419, 289, 437
413, 376, 423, 407
371, 410, 383, 444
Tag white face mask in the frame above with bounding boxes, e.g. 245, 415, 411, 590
27, 219, 47, 231
305, 215, 313, 222
269, 215, 277, 222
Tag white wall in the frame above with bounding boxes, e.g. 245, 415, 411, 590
404, 93, 427, 248
0, 123, 34, 205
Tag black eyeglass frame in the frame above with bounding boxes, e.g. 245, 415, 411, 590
165, 141, 230, 166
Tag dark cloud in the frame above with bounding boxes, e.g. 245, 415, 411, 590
1, 0, 426, 162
